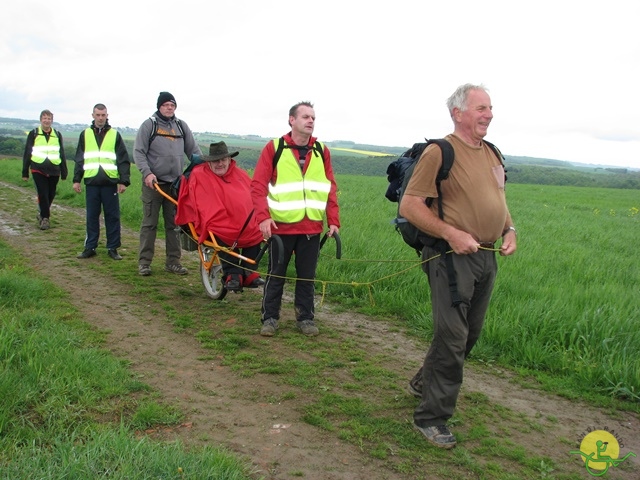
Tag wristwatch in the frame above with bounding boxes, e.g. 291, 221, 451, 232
503, 226, 517, 236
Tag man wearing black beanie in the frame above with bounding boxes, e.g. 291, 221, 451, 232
133, 92, 202, 276
156, 92, 176, 109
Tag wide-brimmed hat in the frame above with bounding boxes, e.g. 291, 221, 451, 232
202, 141, 239, 162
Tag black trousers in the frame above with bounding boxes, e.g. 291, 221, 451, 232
32, 172, 60, 219
218, 241, 261, 278
261, 234, 320, 323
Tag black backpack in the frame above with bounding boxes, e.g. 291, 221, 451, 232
146, 116, 191, 198
148, 116, 184, 148
272, 136, 325, 168
386, 138, 506, 307
169, 153, 203, 199
386, 138, 506, 256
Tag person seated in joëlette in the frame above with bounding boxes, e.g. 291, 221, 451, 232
175, 141, 264, 292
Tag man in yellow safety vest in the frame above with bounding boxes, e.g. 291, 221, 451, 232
73, 103, 131, 260
251, 101, 340, 337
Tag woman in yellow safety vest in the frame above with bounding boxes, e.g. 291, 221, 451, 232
21, 109, 68, 230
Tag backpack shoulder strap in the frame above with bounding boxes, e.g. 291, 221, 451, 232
148, 116, 158, 148
312, 140, 325, 162
483, 139, 507, 183
427, 138, 462, 307
175, 117, 184, 137
428, 138, 455, 182
272, 137, 326, 169
424, 138, 454, 220
272, 137, 285, 169
148, 116, 185, 149
483, 139, 505, 166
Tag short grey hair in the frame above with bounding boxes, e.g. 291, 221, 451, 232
446, 83, 489, 116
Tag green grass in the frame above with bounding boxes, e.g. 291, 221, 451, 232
313, 179, 638, 407
318, 177, 640, 404
0, 241, 255, 479
1, 156, 638, 478
2, 157, 638, 402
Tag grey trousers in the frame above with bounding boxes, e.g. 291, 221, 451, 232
413, 247, 497, 428
138, 183, 181, 266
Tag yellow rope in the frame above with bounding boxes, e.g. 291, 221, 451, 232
214, 245, 499, 305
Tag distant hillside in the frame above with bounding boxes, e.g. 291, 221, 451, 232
2, 117, 639, 189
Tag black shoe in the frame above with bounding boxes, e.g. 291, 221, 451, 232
107, 249, 122, 260
225, 274, 243, 292
77, 249, 96, 259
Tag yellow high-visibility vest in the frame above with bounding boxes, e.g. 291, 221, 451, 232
267, 139, 330, 223
82, 128, 118, 179
31, 128, 62, 165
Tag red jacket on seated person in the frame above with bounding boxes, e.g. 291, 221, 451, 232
175, 159, 262, 247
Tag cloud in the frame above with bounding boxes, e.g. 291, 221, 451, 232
1, 0, 639, 168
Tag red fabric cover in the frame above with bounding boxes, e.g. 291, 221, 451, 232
175, 160, 262, 247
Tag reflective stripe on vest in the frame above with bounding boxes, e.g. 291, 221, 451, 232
267, 139, 330, 223
82, 128, 118, 179
31, 128, 62, 165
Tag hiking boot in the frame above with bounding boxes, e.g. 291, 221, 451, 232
77, 249, 97, 259
297, 320, 319, 336
165, 264, 188, 275
107, 249, 123, 260
414, 424, 457, 449
40, 217, 50, 230
260, 318, 278, 337
138, 264, 152, 276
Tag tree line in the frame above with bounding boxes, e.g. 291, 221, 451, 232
2, 133, 639, 190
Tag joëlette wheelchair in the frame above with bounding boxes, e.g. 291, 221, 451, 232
154, 183, 341, 300
153, 183, 281, 300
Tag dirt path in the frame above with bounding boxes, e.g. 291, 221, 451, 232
0, 179, 638, 479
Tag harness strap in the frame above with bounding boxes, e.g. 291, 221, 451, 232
435, 239, 463, 308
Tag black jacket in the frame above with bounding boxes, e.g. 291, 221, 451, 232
22, 127, 69, 179
73, 121, 131, 186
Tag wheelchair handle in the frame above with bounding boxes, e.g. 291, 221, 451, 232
254, 234, 284, 266
319, 232, 341, 259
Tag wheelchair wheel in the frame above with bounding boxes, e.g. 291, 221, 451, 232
200, 247, 227, 300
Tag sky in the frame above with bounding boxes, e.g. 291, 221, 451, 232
1, 0, 639, 169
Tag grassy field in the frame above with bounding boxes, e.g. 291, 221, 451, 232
1, 157, 638, 405
2, 154, 639, 479
321, 175, 640, 404
0, 242, 255, 479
